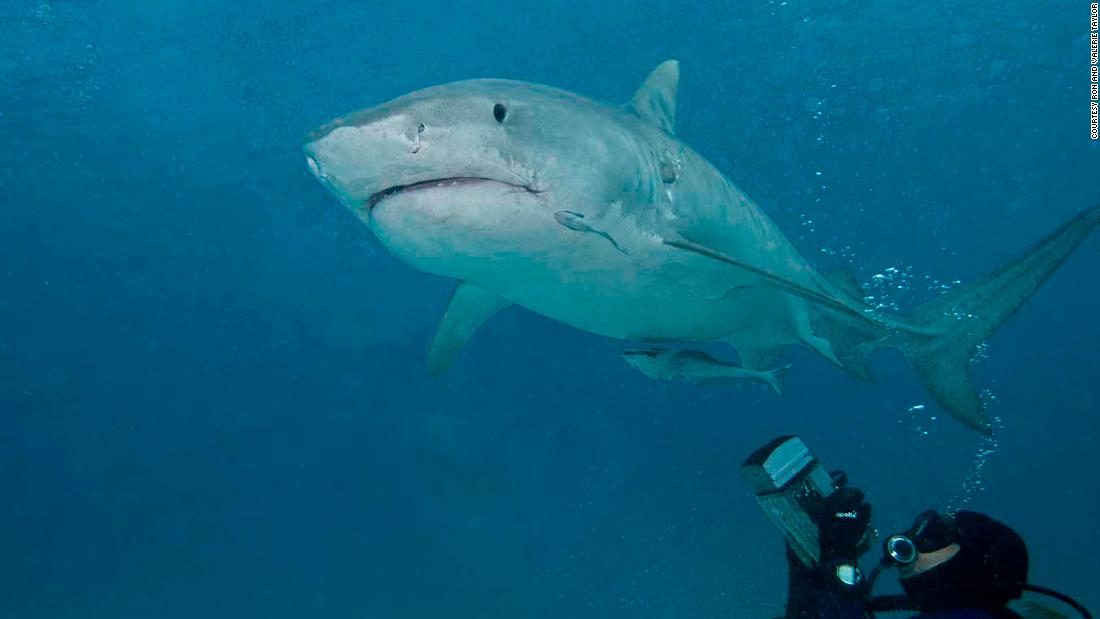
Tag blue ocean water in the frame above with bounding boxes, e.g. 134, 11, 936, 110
3, 0, 1099, 616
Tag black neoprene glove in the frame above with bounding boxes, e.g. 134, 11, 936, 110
784, 474, 875, 617
815, 486, 872, 566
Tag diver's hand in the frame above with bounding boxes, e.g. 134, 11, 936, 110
816, 486, 872, 564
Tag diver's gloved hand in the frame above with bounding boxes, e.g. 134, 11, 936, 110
816, 486, 872, 565
803, 480, 872, 594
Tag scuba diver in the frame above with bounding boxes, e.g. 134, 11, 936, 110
741, 436, 1092, 619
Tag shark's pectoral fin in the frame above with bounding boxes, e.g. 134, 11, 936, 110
627, 60, 678, 134
427, 282, 512, 376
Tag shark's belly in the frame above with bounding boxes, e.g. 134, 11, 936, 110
475, 249, 800, 345
506, 281, 729, 341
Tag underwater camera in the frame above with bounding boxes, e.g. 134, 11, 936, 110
740, 435, 844, 568
741, 436, 1094, 619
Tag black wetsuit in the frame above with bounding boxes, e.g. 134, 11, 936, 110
785, 550, 1024, 619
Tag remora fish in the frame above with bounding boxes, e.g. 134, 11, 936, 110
623, 348, 790, 395
303, 60, 1100, 434
553, 210, 630, 255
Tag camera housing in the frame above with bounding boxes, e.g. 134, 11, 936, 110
741, 435, 838, 567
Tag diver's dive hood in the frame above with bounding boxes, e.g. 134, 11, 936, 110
864, 511, 1091, 619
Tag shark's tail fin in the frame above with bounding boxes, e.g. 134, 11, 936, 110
899, 204, 1100, 434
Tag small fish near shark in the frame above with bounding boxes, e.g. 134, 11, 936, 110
623, 348, 791, 395
553, 210, 630, 255
303, 60, 1100, 435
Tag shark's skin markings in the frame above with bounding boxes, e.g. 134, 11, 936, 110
623, 348, 791, 395
304, 60, 1100, 435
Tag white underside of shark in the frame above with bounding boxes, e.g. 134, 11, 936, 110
304, 60, 1100, 435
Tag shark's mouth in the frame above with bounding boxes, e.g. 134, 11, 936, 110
366, 177, 539, 209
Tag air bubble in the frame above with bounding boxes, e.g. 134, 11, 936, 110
900, 403, 939, 438
946, 394, 1003, 512
862, 265, 915, 312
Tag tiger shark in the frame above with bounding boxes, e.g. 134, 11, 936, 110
303, 60, 1099, 434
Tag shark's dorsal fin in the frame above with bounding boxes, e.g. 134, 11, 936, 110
628, 60, 679, 134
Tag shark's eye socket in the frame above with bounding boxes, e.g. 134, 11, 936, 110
417, 122, 425, 133
493, 103, 507, 123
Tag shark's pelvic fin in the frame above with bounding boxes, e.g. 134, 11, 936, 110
809, 267, 883, 382
899, 203, 1100, 434
427, 282, 512, 376
811, 311, 885, 383
794, 309, 842, 366
628, 60, 679, 134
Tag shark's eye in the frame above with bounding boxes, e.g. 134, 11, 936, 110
417, 122, 426, 133
493, 103, 507, 123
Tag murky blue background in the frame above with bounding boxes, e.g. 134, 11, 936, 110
3, 0, 1098, 616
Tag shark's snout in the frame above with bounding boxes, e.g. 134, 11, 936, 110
303, 152, 347, 205
302, 111, 370, 144
305, 155, 322, 178
305, 103, 425, 148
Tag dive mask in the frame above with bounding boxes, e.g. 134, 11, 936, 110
881, 510, 960, 567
